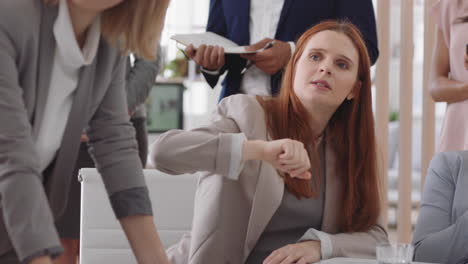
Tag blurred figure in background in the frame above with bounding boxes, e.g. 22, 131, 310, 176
412, 151, 468, 263
430, 0, 468, 151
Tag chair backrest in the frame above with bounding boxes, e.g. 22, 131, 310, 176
79, 168, 198, 264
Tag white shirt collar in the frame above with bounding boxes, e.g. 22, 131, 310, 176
53, 0, 101, 67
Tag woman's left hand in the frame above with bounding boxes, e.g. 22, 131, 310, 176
263, 240, 321, 264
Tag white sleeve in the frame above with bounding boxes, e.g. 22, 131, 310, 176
298, 228, 333, 260
227, 133, 247, 180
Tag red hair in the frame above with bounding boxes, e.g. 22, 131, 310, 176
257, 20, 380, 232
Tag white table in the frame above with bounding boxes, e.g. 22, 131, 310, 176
319, 258, 436, 264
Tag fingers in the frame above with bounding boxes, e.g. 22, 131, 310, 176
244, 39, 291, 74
194, 44, 206, 65
279, 255, 297, 264
204, 45, 214, 66
278, 142, 307, 161
263, 250, 286, 264
278, 141, 302, 162
296, 257, 311, 264
241, 38, 273, 61
240, 53, 257, 61
264, 249, 300, 264
276, 140, 311, 179
264, 139, 310, 178
217, 46, 225, 67
246, 38, 272, 52
265, 243, 320, 264
241, 48, 273, 64
208, 47, 218, 66
185, 44, 196, 59
190, 45, 224, 70
255, 40, 291, 74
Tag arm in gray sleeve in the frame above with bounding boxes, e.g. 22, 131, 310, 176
412, 152, 468, 264
22, 246, 63, 264
125, 45, 162, 113
86, 54, 152, 218
0, 23, 62, 261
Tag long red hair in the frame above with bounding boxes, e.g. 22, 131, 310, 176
257, 20, 380, 232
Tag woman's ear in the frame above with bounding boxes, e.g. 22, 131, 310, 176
347, 80, 362, 100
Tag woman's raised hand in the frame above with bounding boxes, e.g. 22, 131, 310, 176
242, 139, 311, 179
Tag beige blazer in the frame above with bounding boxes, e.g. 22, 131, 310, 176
152, 94, 388, 264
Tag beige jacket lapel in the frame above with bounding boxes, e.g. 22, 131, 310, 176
242, 161, 284, 261
321, 140, 341, 233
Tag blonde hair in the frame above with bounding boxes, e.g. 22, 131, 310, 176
43, 0, 169, 60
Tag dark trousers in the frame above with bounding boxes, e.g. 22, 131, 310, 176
0, 250, 20, 264
56, 117, 148, 239
55, 143, 94, 238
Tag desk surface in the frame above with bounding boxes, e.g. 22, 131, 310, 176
319, 258, 435, 264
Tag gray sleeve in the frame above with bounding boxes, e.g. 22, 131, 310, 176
22, 246, 63, 264
86, 54, 152, 217
0, 20, 62, 261
110, 187, 153, 218
412, 152, 468, 264
125, 46, 162, 113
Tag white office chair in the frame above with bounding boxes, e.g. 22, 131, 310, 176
79, 168, 198, 264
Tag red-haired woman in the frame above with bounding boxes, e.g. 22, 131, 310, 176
152, 20, 387, 264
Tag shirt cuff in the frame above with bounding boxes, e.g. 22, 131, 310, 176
109, 187, 153, 218
22, 246, 63, 264
288, 41, 296, 55
201, 67, 221, 75
226, 133, 247, 181
297, 228, 333, 260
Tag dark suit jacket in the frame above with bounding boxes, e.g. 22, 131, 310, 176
203, 0, 379, 100
0, 0, 151, 261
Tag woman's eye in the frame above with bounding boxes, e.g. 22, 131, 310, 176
309, 54, 320, 61
337, 61, 349, 70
